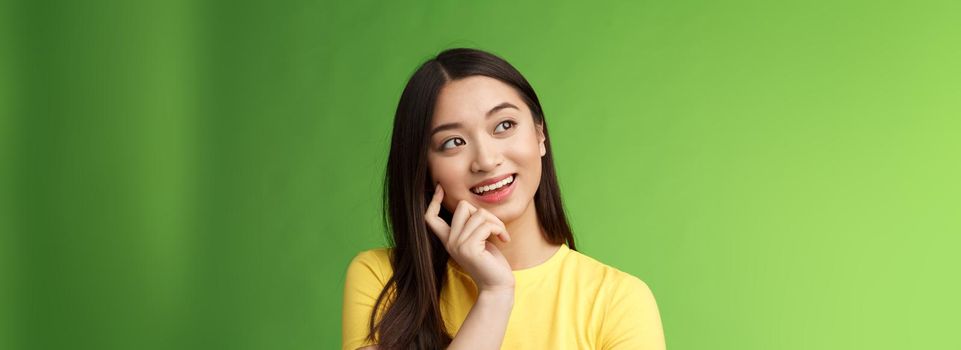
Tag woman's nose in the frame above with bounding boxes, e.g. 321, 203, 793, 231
470, 137, 503, 173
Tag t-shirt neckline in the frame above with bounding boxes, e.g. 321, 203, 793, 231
448, 243, 570, 282
511, 243, 569, 279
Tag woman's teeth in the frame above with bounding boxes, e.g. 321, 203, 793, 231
472, 175, 514, 195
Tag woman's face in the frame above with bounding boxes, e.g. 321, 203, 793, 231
427, 75, 546, 223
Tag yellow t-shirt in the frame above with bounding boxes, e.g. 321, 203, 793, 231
342, 244, 665, 350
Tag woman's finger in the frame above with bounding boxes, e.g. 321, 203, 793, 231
457, 212, 490, 247
470, 208, 511, 243
448, 200, 476, 248
424, 184, 450, 242
461, 222, 507, 250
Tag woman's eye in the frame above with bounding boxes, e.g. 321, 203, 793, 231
441, 137, 466, 150
494, 120, 516, 133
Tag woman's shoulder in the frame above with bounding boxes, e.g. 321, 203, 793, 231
564, 248, 654, 292
567, 250, 664, 348
345, 247, 394, 284
351, 247, 392, 263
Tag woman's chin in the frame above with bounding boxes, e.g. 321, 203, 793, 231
488, 198, 531, 223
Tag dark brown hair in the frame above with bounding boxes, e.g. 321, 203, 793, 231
370, 48, 576, 349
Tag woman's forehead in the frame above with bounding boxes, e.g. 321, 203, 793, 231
433, 76, 526, 123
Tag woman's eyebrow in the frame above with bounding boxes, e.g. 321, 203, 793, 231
486, 102, 519, 117
430, 102, 520, 136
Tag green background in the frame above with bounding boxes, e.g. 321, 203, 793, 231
3, 0, 959, 349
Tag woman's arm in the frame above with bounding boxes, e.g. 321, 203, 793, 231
423, 186, 517, 349
355, 289, 513, 350
447, 288, 514, 349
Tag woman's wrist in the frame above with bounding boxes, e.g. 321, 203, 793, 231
448, 286, 514, 350
477, 287, 515, 305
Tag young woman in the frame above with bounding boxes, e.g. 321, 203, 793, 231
342, 48, 665, 350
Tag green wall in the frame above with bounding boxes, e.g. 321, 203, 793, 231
3, 0, 959, 349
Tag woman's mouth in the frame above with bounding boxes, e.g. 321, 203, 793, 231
470, 173, 517, 204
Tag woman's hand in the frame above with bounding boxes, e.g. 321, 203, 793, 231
424, 184, 515, 293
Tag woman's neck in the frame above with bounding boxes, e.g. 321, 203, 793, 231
491, 200, 563, 271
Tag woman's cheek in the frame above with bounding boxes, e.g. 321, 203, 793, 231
442, 190, 461, 211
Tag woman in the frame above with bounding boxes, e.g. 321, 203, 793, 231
342, 48, 665, 350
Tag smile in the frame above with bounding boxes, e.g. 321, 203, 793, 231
470, 173, 517, 203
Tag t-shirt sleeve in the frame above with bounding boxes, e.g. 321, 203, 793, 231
600, 275, 666, 350
342, 250, 389, 350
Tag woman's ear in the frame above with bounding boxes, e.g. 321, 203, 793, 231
536, 123, 546, 157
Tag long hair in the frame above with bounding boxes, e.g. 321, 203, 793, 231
370, 48, 576, 349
